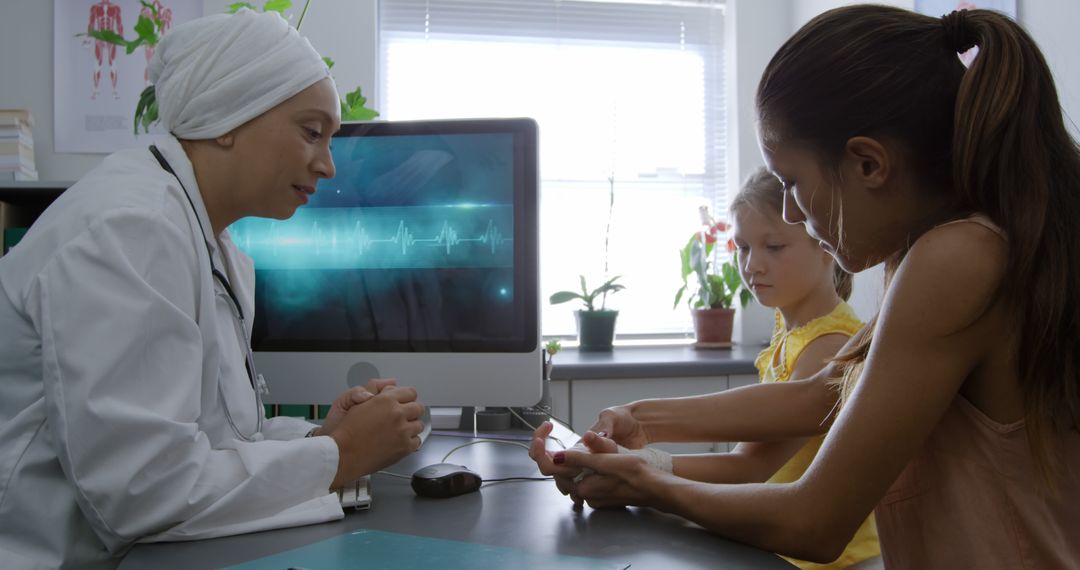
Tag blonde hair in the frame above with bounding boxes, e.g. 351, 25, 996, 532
730, 167, 853, 300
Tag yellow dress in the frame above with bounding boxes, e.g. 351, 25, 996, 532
753, 302, 880, 569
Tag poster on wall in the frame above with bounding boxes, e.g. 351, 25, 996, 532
915, 0, 1017, 20
53, 0, 202, 154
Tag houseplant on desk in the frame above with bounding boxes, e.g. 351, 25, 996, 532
674, 206, 752, 347
549, 175, 625, 351
549, 275, 625, 351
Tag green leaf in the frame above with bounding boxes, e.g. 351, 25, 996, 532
262, 0, 293, 14
673, 285, 686, 310
339, 86, 380, 121
549, 291, 585, 305
678, 238, 693, 281
740, 288, 753, 308
322, 56, 335, 70
145, 99, 159, 131
345, 88, 367, 108
341, 102, 379, 121
81, 30, 127, 46
124, 38, 146, 55
134, 15, 158, 46
227, 2, 257, 13
133, 85, 153, 134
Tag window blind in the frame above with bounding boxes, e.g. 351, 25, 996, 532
379, 0, 727, 337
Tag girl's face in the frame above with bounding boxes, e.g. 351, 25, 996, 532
759, 138, 884, 273
731, 204, 836, 310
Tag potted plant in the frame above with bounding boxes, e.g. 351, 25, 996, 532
549, 275, 625, 351
674, 206, 752, 347
549, 175, 625, 351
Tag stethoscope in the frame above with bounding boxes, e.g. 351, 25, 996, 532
149, 145, 267, 442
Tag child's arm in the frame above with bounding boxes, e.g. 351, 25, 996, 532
666, 334, 846, 484
592, 334, 848, 447
560, 222, 1007, 562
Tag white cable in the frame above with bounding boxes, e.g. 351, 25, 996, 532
441, 439, 531, 463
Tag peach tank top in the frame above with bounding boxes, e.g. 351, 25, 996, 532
876, 215, 1080, 569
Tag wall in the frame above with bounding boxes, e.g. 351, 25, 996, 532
725, 0, 793, 343
0, 0, 376, 182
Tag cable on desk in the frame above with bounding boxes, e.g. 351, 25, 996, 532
481, 477, 553, 489
483, 476, 552, 483
441, 439, 531, 463
505, 407, 573, 450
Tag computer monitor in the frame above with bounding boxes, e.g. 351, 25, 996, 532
232, 118, 542, 407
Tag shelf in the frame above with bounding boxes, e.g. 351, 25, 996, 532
0, 181, 73, 205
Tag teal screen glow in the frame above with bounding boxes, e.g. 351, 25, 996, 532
232, 129, 531, 352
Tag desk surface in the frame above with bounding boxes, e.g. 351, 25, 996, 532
121, 431, 793, 569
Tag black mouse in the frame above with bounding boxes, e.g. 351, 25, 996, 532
411, 463, 483, 498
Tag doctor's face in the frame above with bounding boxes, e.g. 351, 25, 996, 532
229, 78, 341, 220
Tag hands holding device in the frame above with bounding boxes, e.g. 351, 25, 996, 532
528, 419, 670, 510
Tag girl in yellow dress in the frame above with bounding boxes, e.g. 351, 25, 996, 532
532, 167, 880, 568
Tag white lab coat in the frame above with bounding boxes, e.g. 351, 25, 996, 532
0, 137, 344, 570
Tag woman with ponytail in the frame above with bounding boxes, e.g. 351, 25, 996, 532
542, 6, 1080, 568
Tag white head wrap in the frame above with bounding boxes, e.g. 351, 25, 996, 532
149, 9, 333, 140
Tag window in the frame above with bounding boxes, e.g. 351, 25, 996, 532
379, 0, 727, 338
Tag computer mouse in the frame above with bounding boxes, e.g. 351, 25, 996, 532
411, 463, 483, 498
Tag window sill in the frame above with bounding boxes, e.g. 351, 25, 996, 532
550, 343, 762, 381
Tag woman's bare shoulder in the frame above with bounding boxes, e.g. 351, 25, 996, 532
888, 219, 1008, 337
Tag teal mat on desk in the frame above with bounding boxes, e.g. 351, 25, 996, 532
224, 529, 630, 570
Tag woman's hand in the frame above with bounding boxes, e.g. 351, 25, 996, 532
313, 378, 398, 437
529, 422, 623, 508
590, 405, 650, 449
552, 443, 661, 509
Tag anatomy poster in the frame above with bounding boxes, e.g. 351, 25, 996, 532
54, 0, 201, 153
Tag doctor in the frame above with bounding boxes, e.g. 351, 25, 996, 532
0, 10, 424, 569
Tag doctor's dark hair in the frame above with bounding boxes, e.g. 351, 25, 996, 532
730, 167, 853, 301
757, 5, 1080, 487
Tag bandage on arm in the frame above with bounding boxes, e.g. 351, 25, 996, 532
571, 442, 673, 483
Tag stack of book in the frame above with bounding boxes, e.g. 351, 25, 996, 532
1, 109, 37, 182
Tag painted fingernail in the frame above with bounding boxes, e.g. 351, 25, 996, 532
553, 452, 566, 465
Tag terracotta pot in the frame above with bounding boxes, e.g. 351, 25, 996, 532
575, 309, 618, 352
692, 307, 735, 347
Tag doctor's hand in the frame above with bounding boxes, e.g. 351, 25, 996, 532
329, 386, 425, 489
588, 404, 650, 450
314, 379, 400, 438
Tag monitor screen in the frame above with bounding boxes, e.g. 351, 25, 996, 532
235, 118, 542, 407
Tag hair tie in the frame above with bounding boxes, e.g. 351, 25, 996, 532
941, 10, 977, 53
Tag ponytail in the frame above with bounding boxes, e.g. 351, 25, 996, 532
758, 5, 1080, 488
949, 10, 1080, 488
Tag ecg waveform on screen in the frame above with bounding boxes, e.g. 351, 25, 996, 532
287, 219, 511, 257
230, 205, 514, 270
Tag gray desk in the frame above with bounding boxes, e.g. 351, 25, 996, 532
120, 431, 793, 569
